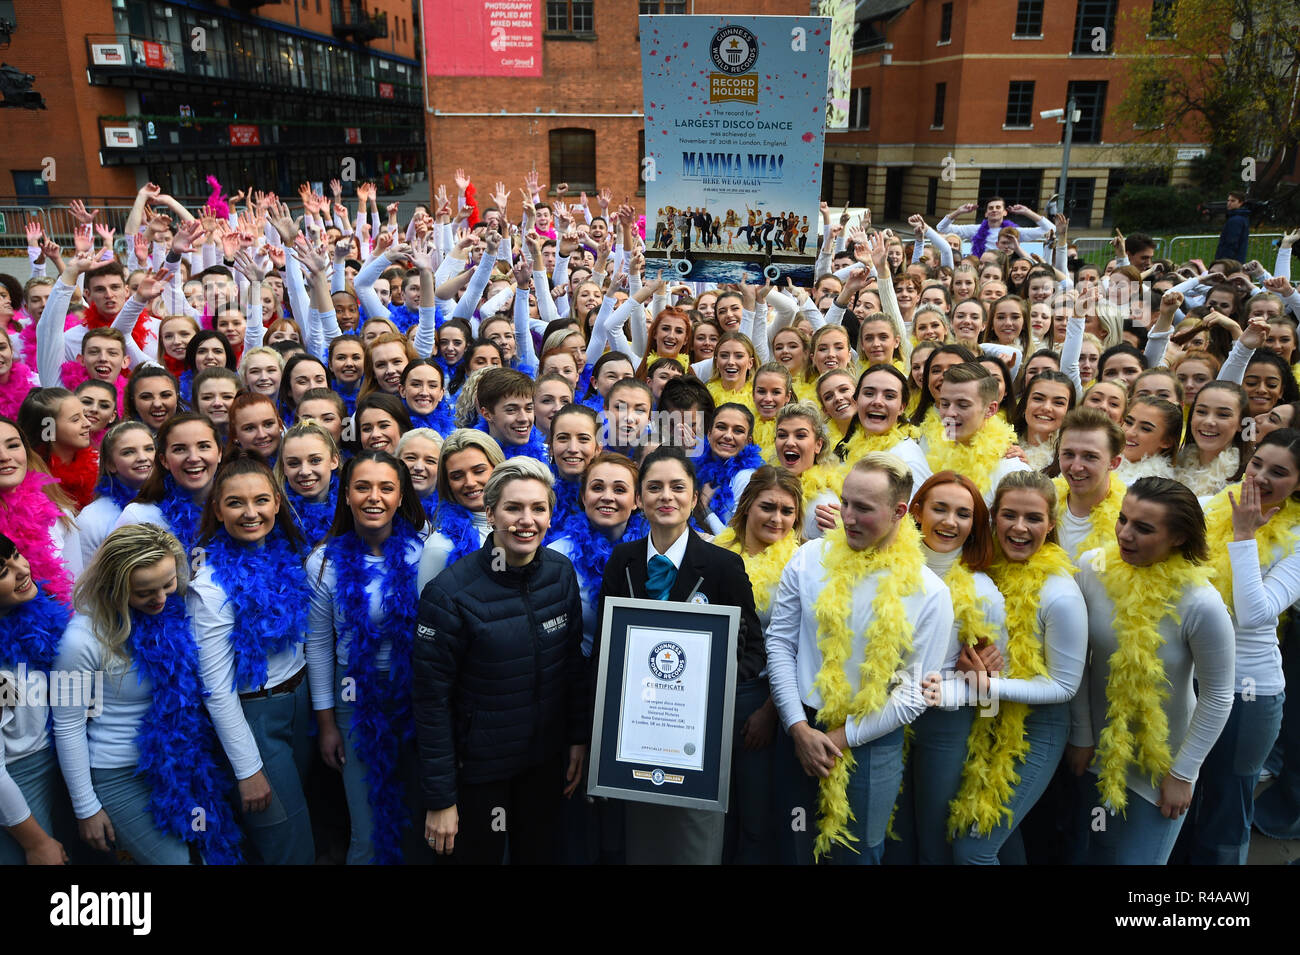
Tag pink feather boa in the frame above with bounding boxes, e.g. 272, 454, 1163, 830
0, 472, 73, 606
0, 361, 38, 419
206, 175, 230, 220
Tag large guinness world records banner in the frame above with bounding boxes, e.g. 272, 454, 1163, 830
641, 15, 830, 284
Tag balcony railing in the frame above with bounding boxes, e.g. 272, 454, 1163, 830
332, 1, 389, 42
96, 113, 422, 164
84, 33, 419, 106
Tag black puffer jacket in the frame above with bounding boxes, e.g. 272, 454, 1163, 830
413, 537, 588, 811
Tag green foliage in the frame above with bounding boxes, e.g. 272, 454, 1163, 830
1109, 185, 1202, 233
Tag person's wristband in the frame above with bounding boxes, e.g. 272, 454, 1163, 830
165, 251, 183, 265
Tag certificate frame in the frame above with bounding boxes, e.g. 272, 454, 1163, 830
589, 596, 739, 812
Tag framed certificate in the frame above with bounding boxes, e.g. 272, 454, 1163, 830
589, 596, 739, 812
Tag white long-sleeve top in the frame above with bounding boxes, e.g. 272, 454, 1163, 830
77, 496, 126, 568
186, 562, 308, 781
924, 545, 1010, 709
1073, 558, 1235, 806
1225, 530, 1300, 696
52, 614, 152, 819
416, 511, 492, 592
765, 537, 954, 747
984, 571, 1087, 705
305, 535, 427, 712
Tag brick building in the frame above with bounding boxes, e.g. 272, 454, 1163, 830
424, 0, 810, 208
1, 0, 424, 202
823, 0, 1209, 228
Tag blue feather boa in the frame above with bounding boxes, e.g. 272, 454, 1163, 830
576, 362, 595, 406
325, 517, 422, 864
557, 511, 648, 598
475, 421, 548, 461
695, 443, 763, 524
333, 379, 360, 416
157, 475, 205, 554
94, 474, 138, 510
202, 527, 308, 692
432, 501, 485, 568
407, 400, 455, 436
129, 598, 243, 864
0, 587, 69, 671
544, 473, 582, 544
285, 474, 339, 545
420, 489, 440, 523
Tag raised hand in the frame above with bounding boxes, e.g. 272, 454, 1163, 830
268, 202, 298, 244
1239, 316, 1269, 350
1230, 473, 1280, 542
454, 168, 471, 193
134, 266, 173, 302
598, 187, 613, 211
133, 231, 149, 262
232, 249, 267, 283
291, 235, 329, 275
265, 245, 286, 270
329, 178, 343, 198
1264, 274, 1295, 297
24, 220, 42, 248
172, 218, 203, 255
69, 199, 98, 225
512, 253, 533, 287
908, 214, 926, 238
1282, 228, 1300, 250
1159, 289, 1184, 313
490, 180, 509, 210
94, 224, 116, 250
555, 182, 569, 198
72, 224, 93, 254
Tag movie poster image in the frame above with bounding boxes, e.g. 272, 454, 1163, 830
641, 14, 830, 283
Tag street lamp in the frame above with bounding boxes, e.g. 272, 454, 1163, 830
1041, 100, 1080, 221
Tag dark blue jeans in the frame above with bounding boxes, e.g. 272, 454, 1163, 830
951, 702, 1070, 865
236, 678, 315, 865
887, 706, 975, 865
1182, 692, 1284, 865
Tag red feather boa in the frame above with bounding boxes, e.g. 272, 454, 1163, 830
46, 445, 99, 511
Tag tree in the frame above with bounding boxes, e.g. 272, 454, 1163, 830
1116, 0, 1300, 193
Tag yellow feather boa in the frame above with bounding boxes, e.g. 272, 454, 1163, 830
920, 413, 1017, 496
812, 519, 926, 859
944, 562, 999, 648
713, 529, 800, 615
1052, 474, 1127, 560
1093, 542, 1211, 813
799, 463, 845, 511
644, 350, 689, 370
838, 424, 913, 465
707, 379, 758, 417
948, 543, 1077, 837
752, 417, 777, 461
1202, 487, 1300, 612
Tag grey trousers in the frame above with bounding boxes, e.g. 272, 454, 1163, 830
624, 800, 725, 865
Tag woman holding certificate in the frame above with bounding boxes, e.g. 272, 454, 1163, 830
596, 446, 763, 865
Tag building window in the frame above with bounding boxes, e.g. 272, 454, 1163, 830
939, 3, 952, 42
547, 0, 593, 33
1066, 80, 1107, 142
1005, 80, 1035, 127
1014, 0, 1044, 37
1072, 0, 1116, 54
1149, 0, 1176, 37
550, 127, 596, 191
978, 170, 1043, 215
848, 86, 871, 129
932, 82, 946, 128
1134, 79, 1167, 127
926, 176, 939, 218
640, 0, 686, 12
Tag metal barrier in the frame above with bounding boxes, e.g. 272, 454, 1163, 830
1166, 234, 1283, 268
0, 204, 45, 251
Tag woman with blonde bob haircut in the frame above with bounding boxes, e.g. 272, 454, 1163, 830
53, 523, 243, 864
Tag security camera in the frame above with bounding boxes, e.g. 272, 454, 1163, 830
1039, 108, 1063, 120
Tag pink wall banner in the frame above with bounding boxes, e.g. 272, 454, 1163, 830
424, 0, 542, 77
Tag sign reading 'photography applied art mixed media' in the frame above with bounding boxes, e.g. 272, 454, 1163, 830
641, 14, 831, 285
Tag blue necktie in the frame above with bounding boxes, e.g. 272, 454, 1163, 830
647, 554, 677, 601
